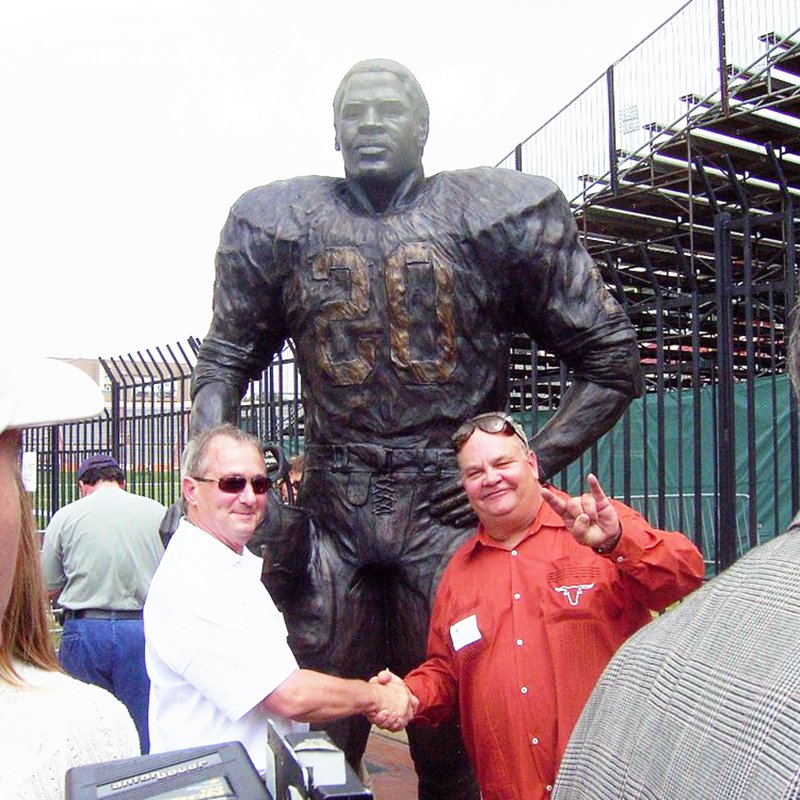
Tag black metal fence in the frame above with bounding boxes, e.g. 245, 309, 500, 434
535, 234, 799, 578
22, 339, 304, 527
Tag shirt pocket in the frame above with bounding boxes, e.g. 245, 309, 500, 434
543, 558, 614, 623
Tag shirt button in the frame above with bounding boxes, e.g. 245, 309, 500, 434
616, 555, 624, 563
546, 785, 553, 793
514, 593, 521, 600
511, 549, 519, 556
531, 737, 539, 746
521, 686, 528, 694
516, 638, 523, 646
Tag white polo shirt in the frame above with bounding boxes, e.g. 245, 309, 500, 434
144, 518, 306, 772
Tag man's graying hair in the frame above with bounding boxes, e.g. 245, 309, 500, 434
181, 424, 264, 480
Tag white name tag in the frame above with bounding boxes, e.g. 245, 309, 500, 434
450, 614, 481, 651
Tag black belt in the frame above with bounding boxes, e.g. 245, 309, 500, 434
63, 609, 143, 620
306, 443, 457, 473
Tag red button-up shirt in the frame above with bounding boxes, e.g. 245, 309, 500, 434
404, 488, 704, 800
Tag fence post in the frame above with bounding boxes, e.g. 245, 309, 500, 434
715, 211, 737, 570
767, 144, 799, 517
106, 363, 122, 463
606, 66, 618, 195
49, 424, 60, 514
716, 0, 729, 116
640, 245, 667, 527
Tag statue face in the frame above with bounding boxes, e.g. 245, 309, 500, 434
336, 70, 425, 188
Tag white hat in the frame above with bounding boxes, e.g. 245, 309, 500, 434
0, 357, 105, 434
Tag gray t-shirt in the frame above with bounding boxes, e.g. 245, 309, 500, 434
41, 484, 165, 610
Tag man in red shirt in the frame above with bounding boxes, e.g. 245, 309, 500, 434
381, 411, 704, 800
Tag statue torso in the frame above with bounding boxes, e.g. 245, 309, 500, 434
216, 168, 564, 447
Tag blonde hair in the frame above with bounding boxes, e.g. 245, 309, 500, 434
0, 475, 60, 683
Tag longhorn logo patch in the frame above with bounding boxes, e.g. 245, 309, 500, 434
553, 583, 596, 606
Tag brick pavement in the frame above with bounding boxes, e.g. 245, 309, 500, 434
363, 729, 418, 799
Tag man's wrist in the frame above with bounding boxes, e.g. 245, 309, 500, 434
367, 682, 385, 715
593, 526, 622, 554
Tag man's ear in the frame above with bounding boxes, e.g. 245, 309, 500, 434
182, 475, 198, 508
527, 450, 540, 480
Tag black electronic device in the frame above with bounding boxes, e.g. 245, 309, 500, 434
266, 722, 372, 800
65, 741, 269, 800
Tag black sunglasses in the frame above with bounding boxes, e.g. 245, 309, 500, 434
194, 474, 271, 495
452, 412, 528, 453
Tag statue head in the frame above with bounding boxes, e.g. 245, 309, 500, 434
333, 59, 429, 197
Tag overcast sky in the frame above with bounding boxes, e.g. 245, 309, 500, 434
2, 0, 688, 360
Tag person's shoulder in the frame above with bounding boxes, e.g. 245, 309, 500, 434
231, 175, 339, 217
151, 520, 206, 576
618, 527, 800, 650
16, 662, 135, 719
220, 176, 340, 242
95, 486, 164, 514
125, 491, 168, 513
434, 166, 560, 204
50, 494, 86, 515
705, 526, 800, 593
430, 168, 566, 237
697, 526, 800, 589
43, 502, 71, 528
1, 663, 140, 788
56, 676, 141, 760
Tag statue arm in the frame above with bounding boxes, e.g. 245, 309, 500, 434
530, 379, 632, 481
189, 381, 243, 437
190, 202, 289, 437
508, 179, 643, 477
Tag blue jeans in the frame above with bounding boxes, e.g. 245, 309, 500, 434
59, 617, 149, 752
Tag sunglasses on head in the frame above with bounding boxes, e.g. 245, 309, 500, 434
452, 412, 528, 453
194, 474, 271, 495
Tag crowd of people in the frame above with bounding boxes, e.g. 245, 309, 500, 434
5, 358, 800, 799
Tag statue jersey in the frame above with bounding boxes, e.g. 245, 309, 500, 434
193, 166, 640, 449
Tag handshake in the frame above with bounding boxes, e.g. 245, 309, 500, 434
365, 669, 419, 733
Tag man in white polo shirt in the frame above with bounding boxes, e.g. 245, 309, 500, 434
144, 423, 415, 773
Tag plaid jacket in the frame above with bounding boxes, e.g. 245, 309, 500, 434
554, 515, 800, 799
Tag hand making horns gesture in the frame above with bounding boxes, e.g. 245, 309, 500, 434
540, 473, 622, 553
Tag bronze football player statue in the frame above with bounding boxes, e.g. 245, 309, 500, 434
190, 59, 643, 799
